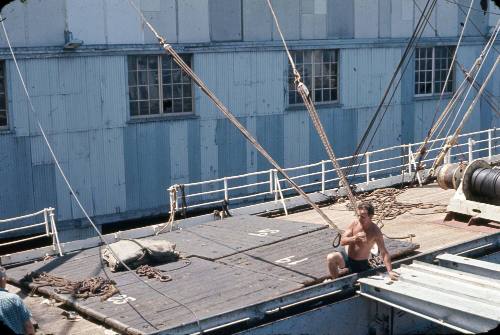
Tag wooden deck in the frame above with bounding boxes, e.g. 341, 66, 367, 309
6, 215, 418, 334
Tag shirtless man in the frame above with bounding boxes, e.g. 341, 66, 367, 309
326, 202, 399, 281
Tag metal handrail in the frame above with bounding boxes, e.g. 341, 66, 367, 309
0, 207, 63, 255
168, 127, 499, 212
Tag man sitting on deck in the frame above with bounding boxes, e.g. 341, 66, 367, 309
326, 202, 399, 281
0, 267, 35, 335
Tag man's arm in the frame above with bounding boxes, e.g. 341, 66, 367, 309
24, 319, 34, 335
375, 233, 399, 281
340, 221, 357, 246
341, 221, 366, 246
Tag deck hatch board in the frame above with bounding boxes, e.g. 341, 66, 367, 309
218, 229, 419, 283
153, 215, 327, 260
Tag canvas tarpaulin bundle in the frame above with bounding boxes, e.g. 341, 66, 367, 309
101, 238, 179, 272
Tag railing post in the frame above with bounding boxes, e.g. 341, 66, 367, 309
274, 170, 279, 202
488, 129, 492, 160
269, 169, 274, 195
43, 208, 50, 236
321, 160, 325, 193
49, 208, 63, 256
468, 138, 474, 163
223, 177, 229, 203
365, 153, 371, 184
408, 145, 413, 174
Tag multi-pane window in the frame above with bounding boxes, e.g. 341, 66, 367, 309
415, 46, 454, 96
0, 61, 7, 127
288, 50, 338, 105
128, 54, 193, 117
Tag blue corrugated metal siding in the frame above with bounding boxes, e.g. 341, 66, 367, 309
0, 136, 34, 228
0, 41, 496, 233
341, 48, 403, 109
216, 117, 247, 178
32, 163, 57, 212
124, 122, 171, 212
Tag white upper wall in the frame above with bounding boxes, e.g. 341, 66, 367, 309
0, 0, 495, 48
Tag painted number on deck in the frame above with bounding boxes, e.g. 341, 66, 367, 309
107, 294, 136, 305
275, 255, 308, 266
248, 228, 280, 237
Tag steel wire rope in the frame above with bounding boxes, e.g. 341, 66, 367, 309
265, 0, 358, 216
432, 53, 500, 170
444, 0, 500, 15
412, 1, 500, 177
267, 1, 424, 245
344, 0, 438, 188
125, 0, 342, 235
431, 20, 500, 170
0, 13, 199, 334
343, 0, 437, 186
411, 0, 475, 182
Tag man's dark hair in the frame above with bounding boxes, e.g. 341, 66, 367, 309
357, 202, 375, 216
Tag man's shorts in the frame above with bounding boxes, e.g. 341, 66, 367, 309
339, 247, 371, 273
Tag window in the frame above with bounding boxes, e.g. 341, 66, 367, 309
127, 54, 193, 117
415, 46, 454, 96
288, 50, 338, 105
0, 61, 7, 128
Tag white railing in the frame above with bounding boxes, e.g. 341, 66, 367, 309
168, 127, 500, 213
0, 207, 63, 255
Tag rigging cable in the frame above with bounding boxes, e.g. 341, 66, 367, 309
430, 20, 500, 170
411, 0, 500, 182
265, 0, 358, 214
411, 0, 475, 181
344, 0, 438, 185
125, 0, 342, 232
0, 14, 202, 334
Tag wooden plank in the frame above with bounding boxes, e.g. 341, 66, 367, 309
9, 257, 301, 334
219, 229, 419, 285
154, 215, 327, 260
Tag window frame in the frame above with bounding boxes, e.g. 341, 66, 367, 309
0, 60, 8, 130
414, 46, 455, 97
127, 54, 195, 119
287, 49, 339, 106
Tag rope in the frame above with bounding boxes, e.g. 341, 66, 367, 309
266, 0, 357, 216
136, 265, 172, 282
26, 272, 119, 302
338, 188, 446, 229
125, 0, 340, 233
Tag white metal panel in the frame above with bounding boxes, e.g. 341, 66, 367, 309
104, 0, 143, 44
359, 259, 500, 334
284, 111, 310, 169
354, 0, 379, 39
66, 0, 107, 45
391, 0, 414, 38
170, 120, 190, 185
178, 0, 210, 43
436, 0, 458, 37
